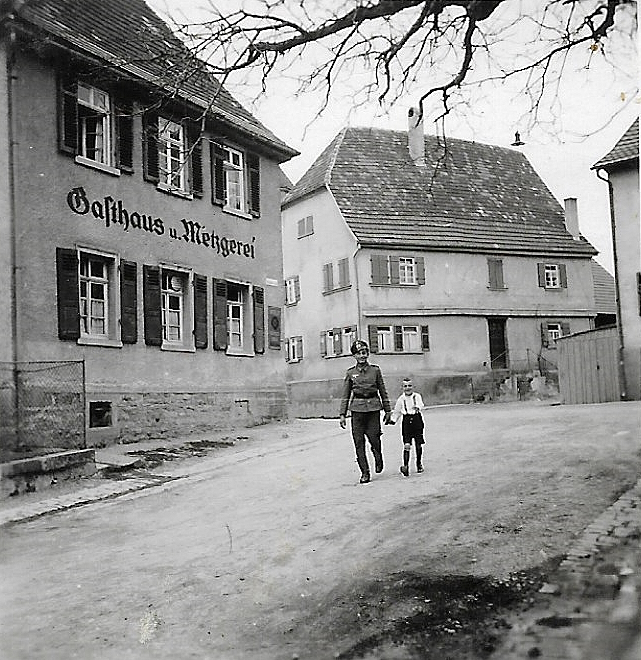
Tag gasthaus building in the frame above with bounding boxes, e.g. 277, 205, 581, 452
0, 0, 298, 452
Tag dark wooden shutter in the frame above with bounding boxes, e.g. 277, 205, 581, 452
188, 122, 204, 197
488, 258, 504, 289
559, 264, 568, 288
211, 142, 226, 206
333, 328, 342, 355
320, 331, 327, 357
58, 74, 78, 156
296, 336, 303, 359
421, 325, 430, 351
561, 321, 571, 336
394, 325, 403, 351
540, 322, 549, 348
115, 98, 134, 173
371, 254, 388, 285
247, 153, 260, 217
389, 256, 400, 285
253, 286, 265, 354
294, 276, 301, 302
143, 265, 162, 346
142, 110, 159, 183
416, 256, 425, 285
213, 278, 228, 350
120, 260, 137, 344
368, 325, 378, 353
56, 248, 80, 340
193, 274, 208, 349
323, 263, 333, 293
338, 258, 349, 287
537, 263, 546, 288
268, 306, 281, 349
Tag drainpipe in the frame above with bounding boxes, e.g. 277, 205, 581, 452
595, 168, 628, 400
352, 243, 363, 340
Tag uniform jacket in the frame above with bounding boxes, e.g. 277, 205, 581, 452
339, 362, 391, 416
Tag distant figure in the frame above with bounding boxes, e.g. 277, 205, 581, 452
339, 340, 392, 484
391, 378, 425, 477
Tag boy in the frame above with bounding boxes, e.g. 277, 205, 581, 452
391, 378, 425, 477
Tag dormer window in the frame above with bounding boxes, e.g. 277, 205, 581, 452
158, 118, 187, 192
77, 83, 112, 166
211, 143, 261, 218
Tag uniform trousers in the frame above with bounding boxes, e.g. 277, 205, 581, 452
350, 410, 383, 476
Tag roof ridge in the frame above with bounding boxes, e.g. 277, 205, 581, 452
325, 126, 348, 188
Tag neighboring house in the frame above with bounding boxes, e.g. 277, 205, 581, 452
592, 118, 640, 400
590, 260, 617, 328
282, 111, 599, 416
0, 0, 298, 452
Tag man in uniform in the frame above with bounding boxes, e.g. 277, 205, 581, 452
339, 340, 393, 483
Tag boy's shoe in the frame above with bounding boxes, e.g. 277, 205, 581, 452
359, 474, 371, 484
417, 465, 424, 473
400, 465, 409, 477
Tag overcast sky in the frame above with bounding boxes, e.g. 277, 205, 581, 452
149, 0, 639, 273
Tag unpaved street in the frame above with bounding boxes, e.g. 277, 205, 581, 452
1, 401, 640, 659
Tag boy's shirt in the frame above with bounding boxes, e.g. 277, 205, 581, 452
391, 392, 425, 423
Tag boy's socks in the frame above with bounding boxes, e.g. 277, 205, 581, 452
403, 449, 410, 466
416, 445, 423, 467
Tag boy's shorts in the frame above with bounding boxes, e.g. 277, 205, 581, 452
402, 414, 425, 445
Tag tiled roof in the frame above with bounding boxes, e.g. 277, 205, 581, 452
592, 119, 639, 170
591, 260, 617, 314
285, 127, 596, 255
11, 0, 298, 161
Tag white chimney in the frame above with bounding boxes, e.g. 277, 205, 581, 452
563, 197, 581, 240
408, 107, 426, 167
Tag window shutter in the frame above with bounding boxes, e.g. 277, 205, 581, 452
56, 248, 80, 340
421, 325, 430, 351
561, 321, 571, 336
368, 325, 378, 353
211, 142, 226, 206
115, 98, 134, 173
253, 286, 265, 354
120, 260, 138, 344
285, 338, 291, 362
320, 331, 327, 357
213, 278, 228, 350
297, 218, 305, 238
247, 153, 260, 217
294, 276, 301, 302
537, 263, 546, 288
394, 325, 403, 351
333, 327, 342, 355
338, 258, 349, 287
416, 256, 425, 285
389, 256, 400, 285
323, 263, 333, 293
540, 322, 549, 348
559, 264, 568, 288
188, 122, 204, 198
143, 265, 162, 346
193, 274, 208, 349
142, 110, 159, 184
488, 258, 504, 289
371, 254, 388, 285
637, 272, 641, 316
268, 306, 281, 349
58, 74, 78, 156
296, 336, 303, 359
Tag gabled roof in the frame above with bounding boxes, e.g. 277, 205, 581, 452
590, 260, 617, 315
284, 126, 597, 256
592, 118, 639, 171
9, 0, 298, 161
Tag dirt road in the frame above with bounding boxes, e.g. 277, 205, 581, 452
1, 401, 639, 659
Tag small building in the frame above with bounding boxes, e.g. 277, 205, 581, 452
282, 111, 599, 416
0, 0, 298, 455
592, 118, 640, 400
590, 260, 617, 328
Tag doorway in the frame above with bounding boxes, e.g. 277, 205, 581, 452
487, 317, 508, 369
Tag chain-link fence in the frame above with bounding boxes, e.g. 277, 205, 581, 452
0, 361, 86, 462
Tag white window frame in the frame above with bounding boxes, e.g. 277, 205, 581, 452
160, 265, 194, 352
544, 264, 561, 289
399, 257, 416, 285
377, 326, 394, 353
76, 83, 113, 168
285, 277, 298, 305
297, 216, 314, 238
547, 322, 562, 343
158, 118, 187, 192
288, 336, 303, 362
79, 253, 109, 337
342, 327, 357, 355
225, 281, 252, 355
223, 146, 246, 212
401, 325, 421, 352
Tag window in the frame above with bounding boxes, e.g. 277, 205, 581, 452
89, 401, 113, 428
321, 326, 357, 358
161, 270, 186, 343
538, 263, 567, 289
371, 254, 425, 286
211, 143, 260, 217
285, 276, 301, 305
541, 321, 570, 348
368, 324, 430, 353
338, 258, 350, 288
59, 75, 133, 174
212, 280, 265, 355
286, 336, 304, 362
158, 119, 187, 192
488, 258, 505, 289
323, 259, 351, 294
56, 248, 128, 347
297, 216, 314, 238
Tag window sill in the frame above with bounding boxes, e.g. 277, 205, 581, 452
161, 343, 196, 353
487, 286, 508, 291
370, 283, 421, 288
156, 182, 193, 200
74, 156, 121, 177
226, 350, 255, 357
285, 301, 299, 307
376, 351, 428, 355
78, 336, 123, 348
223, 206, 253, 220
322, 285, 352, 296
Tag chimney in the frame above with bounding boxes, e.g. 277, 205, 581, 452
408, 107, 426, 167
563, 197, 581, 240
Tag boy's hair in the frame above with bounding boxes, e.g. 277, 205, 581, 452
402, 378, 413, 384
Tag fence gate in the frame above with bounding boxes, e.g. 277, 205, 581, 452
557, 327, 620, 404
0, 361, 86, 462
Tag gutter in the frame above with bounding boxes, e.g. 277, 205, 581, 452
595, 168, 628, 400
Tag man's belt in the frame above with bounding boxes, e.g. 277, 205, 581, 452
354, 394, 378, 399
